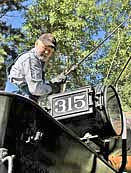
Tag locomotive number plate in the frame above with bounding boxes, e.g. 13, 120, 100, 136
50, 87, 93, 120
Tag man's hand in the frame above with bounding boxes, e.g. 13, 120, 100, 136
49, 72, 67, 94
50, 72, 67, 84
49, 82, 61, 94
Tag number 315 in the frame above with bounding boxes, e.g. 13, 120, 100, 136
54, 95, 86, 113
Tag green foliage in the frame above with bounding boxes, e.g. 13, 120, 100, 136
23, 0, 103, 89
23, 0, 130, 111
0, 0, 27, 89
0, 0, 130, 111
95, 0, 131, 111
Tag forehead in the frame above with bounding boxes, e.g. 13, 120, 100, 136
37, 40, 55, 52
38, 40, 53, 48
38, 40, 45, 46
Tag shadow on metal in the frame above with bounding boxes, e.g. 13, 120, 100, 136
0, 91, 123, 173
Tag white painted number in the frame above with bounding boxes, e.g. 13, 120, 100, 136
54, 94, 86, 113
54, 99, 66, 113
74, 95, 86, 109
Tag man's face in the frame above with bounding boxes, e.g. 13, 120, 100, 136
35, 40, 55, 62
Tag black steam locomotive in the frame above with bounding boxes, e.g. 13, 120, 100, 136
0, 85, 128, 173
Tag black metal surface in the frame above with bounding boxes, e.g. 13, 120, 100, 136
50, 85, 123, 139
0, 92, 118, 173
95, 85, 123, 137
50, 86, 94, 119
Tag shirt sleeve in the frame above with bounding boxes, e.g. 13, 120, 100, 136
22, 55, 52, 96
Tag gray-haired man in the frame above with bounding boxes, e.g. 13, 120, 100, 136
5, 33, 66, 102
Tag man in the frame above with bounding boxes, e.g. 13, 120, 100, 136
5, 33, 66, 101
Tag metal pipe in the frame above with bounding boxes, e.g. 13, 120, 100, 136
118, 113, 127, 173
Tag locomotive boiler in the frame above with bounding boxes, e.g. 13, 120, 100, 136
0, 84, 129, 173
